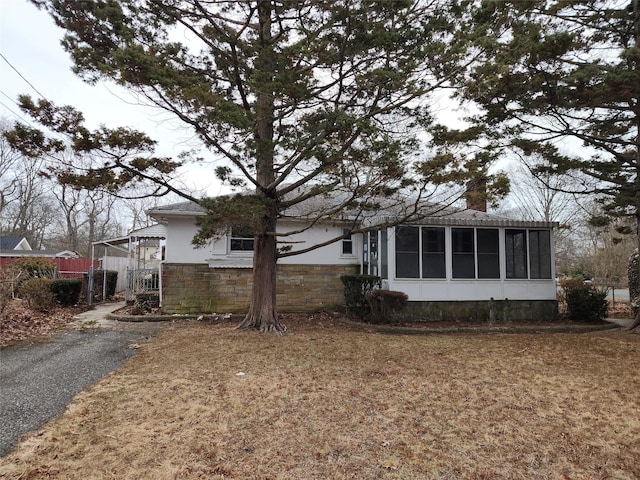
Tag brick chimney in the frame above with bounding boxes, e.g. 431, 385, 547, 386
465, 176, 487, 212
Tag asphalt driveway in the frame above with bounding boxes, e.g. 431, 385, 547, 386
0, 304, 168, 457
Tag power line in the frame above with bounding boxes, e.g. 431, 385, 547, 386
0, 53, 49, 101
0, 89, 28, 114
0, 92, 70, 144
0, 54, 73, 143
0, 99, 29, 124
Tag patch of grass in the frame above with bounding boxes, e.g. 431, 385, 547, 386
1, 314, 639, 479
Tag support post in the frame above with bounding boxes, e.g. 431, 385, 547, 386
87, 265, 94, 305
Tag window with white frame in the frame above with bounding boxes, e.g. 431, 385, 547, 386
230, 226, 254, 251
342, 228, 353, 255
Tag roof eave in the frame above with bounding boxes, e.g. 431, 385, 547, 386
363, 216, 559, 229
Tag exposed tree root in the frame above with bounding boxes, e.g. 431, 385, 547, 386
236, 314, 287, 334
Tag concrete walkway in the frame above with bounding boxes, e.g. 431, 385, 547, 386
0, 302, 170, 457
606, 317, 634, 328
71, 301, 128, 326
71, 301, 162, 329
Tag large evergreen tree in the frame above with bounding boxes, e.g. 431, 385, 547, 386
454, 0, 640, 331
10, 0, 495, 332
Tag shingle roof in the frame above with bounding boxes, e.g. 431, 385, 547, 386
0, 236, 26, 250
149, 201, 206, 216
129, 223, 167, 239
0, 249, 78, 258
147, 193, 557, 229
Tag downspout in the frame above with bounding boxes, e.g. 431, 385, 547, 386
102, 258, 107, 303
159, 259, 165, 309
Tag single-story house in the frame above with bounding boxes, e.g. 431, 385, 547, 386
0, 236, 32, 252
0, 236, 93, 281
147, 196, 558, 321
0, 235, 81, 260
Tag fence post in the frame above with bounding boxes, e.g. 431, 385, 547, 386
102, 269, 107, 302
158, 262, 163, 308
87, 265, 94, 305
125, 266, 130, 303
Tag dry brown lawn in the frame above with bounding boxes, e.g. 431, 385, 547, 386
1, 314, 639, 480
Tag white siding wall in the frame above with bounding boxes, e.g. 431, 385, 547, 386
278, 220, 360, 265
164, 217, 214, 263
164, 217, 360, 266
164, 215, 556, 302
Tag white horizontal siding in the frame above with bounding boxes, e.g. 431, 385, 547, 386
164, 217, 359, 266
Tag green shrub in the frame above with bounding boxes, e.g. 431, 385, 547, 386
82, 270, 118, 303
367, 289, 408, 324
340, 274, 381, 319
51, 279, 83, 306
14, 257, 55, 279
565, 284, 608, 323
19, 278, 56, 312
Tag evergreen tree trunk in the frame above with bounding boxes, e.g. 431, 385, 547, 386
236, 0, 285, 333
632, 0, 640, 333
237, 212, 284, 333
631, 182, 640, 333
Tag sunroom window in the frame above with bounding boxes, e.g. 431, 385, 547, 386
505, 229, 527, 279
477, 229, 500, 279
395, 226, 420, 278
529, 230, 552, 279
422, 227, 446, 278
452, 228, 475, 278
394, 226, 551, 281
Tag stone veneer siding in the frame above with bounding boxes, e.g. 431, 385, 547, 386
161, 263, 359, 314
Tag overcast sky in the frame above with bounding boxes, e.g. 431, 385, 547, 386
0, 0, 225, 196
1, 0, 479, 202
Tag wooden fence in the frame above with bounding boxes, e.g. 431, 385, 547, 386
0, 257, 97, 274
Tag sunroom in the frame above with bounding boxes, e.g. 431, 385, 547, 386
361, 215, 558, 321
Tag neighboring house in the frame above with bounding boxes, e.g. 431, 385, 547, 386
0, 235, 81, 260
0, 236, 92, 277
148, 197, 558, 321
0, 236, 32, 252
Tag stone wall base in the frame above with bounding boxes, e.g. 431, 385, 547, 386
161, 263, 558, 321
403, 299, 559, 322
161, 263, 358, 314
